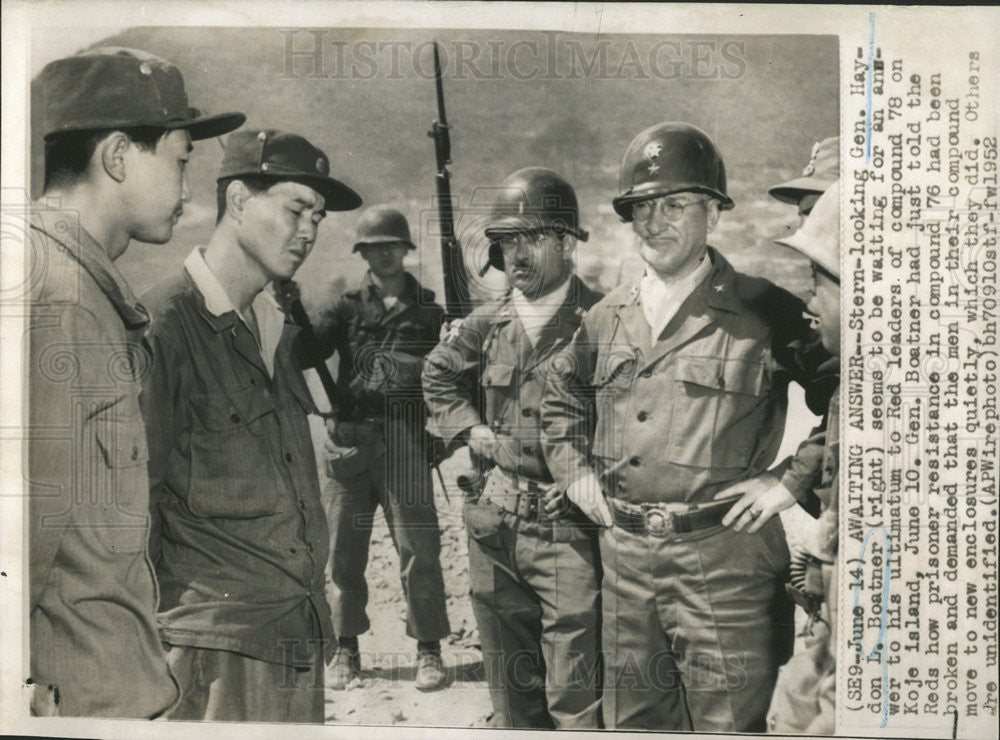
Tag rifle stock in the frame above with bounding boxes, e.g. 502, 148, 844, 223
275, 280, 346, 418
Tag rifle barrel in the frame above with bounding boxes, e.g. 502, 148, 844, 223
428, 40, 470, 319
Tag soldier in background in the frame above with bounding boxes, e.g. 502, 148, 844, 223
767, 182, 841, 734
768, 136, 839, 224
423, 168, 603, 729
28, 47, 244, 717
541, 123, 832, 732
312, 205, 450, 692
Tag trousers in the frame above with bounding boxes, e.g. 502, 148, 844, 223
165, 645, 324, 723
599, 516, 794, 731
465, 492, 602, 729
323, 429, 450, 642
767, 560, 837, 734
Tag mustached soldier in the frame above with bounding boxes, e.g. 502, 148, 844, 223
311, 205, 451, 692
541, 124, 833, 732
423, 168, 603, 729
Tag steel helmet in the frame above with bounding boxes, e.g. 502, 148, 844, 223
612, 122, 734, 221
484, 167, 589, 270
352, 205, 416, 252
774, 180, 839, 279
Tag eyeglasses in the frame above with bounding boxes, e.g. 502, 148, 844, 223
631, 196, 709, 222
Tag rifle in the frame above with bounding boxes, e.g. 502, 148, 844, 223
274, 279, 347, 419
426, 44, 481, 502
427, 41, 472, 321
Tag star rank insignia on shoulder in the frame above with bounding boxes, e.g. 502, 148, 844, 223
713, 284, 726, 292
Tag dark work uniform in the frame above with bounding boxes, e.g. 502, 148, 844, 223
422, 275, 604, 729
142, 254, 330, 723
312, 271, 450, 643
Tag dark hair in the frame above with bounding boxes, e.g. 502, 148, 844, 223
215, 176, 278, 223
43, 126, 168, 191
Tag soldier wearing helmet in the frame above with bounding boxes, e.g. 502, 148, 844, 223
541, 123, 834, 732
423, 168, 603, 728
311, 205, 451, 693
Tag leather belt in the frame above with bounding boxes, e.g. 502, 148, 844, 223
483, 468, 564, 523
608, 496, 739, 538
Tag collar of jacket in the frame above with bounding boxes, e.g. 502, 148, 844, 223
30, 207, 149, 330
486, 274, 595, 326
609, 247, 749, 364
184, 270, 297, 337
608, 247, 743, 314
486, 291, 516, 326
359, 270, 434, 307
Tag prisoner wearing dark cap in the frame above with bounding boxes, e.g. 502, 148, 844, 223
542, 122, 834, 732
140, 128, 360, 723
311, 204, 451, 693
28, 46, 244, 718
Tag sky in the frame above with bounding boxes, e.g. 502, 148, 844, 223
29, 25, 838, 310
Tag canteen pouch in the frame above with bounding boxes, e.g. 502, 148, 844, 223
463, 500, 506, 549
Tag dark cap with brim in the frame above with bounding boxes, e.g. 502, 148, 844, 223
39, 46, 245, 140
769, 136, 839, 205
218, 129, 362, 211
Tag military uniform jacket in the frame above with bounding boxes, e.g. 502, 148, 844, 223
313, 271, 443, 427
141, 269, 332, 666
27, 207, 178, 717
542, 248, 830, 506
423, 275, 602, 482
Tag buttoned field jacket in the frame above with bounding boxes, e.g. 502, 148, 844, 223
141, 270, 332, 666
312, 271, 443, 431
423, 275, 603, 483
28, 207, 178, 717
542, 248, 834, 507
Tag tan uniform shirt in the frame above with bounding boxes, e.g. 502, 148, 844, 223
543, 248, 832, 505
28, 206, 178, 717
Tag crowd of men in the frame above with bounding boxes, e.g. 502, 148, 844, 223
27, 46, 841, 732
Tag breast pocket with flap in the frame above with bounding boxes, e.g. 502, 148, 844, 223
93, 412, 151, 554
187, 386, 281, 519
590, 350, 639, 464
668, 355, 769, 470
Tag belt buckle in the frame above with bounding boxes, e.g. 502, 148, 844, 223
643, 508, 675, 537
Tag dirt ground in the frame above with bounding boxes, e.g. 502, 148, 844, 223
316, 442, 492, 728
314, 385, 822, 729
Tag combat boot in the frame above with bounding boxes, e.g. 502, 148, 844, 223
415, 640, 447, 692
329, 636, 361, 690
